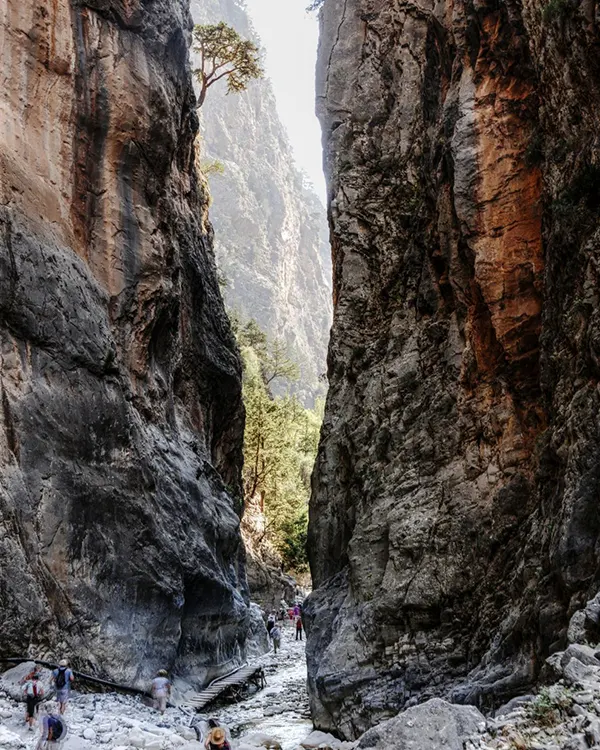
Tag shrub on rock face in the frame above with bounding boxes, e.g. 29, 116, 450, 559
357, 698, 484, 750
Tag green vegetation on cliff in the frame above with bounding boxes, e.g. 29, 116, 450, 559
193, 22, 263, 108
233, 317, 322, 573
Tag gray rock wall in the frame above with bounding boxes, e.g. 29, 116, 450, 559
0, 0, 257, 688
307, 0, 600, 738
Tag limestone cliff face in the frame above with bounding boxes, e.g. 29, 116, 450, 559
190, 0, 332, 405
0, 0, 259, 687
307, 0, 600, 738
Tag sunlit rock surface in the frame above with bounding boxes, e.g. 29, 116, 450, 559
190, 0, 332, 406
0, 0, 256, 686
307, 0, 600, 737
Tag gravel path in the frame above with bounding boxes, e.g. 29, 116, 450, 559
0, 621, 311, 749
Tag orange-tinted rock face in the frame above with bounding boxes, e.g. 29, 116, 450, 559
0, 0, 256, 684
307, 0, 600, 738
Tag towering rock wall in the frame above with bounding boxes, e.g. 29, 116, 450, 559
0, 0, 259, 687
191, 0, 332, 405
307, 0, 600, 738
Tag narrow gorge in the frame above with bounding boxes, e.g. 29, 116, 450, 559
3, 0, 600, 749
191, 0, 333, 407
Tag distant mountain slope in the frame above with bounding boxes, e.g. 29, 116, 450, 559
190, 0, 332, 404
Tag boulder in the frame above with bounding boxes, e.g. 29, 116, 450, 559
561, 644, 600, 669
357, 698, 484, 750
494, 695, 536, 718
241, 731, 283, 749
585, 593, 600, 627
0, 726, 26, 747
300, 730, 357, 749
563, 657, 600, 689
0, 661, 54, 702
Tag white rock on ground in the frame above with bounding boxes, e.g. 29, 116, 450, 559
0, 621, 309, 750
7, 613, 600, 750
355, 698, 484, 750
299, 729, 356, 749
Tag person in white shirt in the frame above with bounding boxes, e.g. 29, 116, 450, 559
151, 670, 171, 715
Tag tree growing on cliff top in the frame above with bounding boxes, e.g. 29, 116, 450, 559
193, 22, 263, 108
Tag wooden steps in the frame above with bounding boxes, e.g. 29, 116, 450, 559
185, 664, 266, 711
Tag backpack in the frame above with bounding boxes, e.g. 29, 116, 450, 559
55, 668, 67, 689
47, 715, 64, 740
26, 681, 41, 697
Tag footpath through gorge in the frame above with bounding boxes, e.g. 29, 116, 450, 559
4, 597, 600, 749
0, 620, 317, 750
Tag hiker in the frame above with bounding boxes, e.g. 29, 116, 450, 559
151, 669, 171, 715
36, 704, 66, 749
295, 616, 303, 641
23, 671, 44, 730
205, 723, 231, 750
52, 660, 74, 714
271, 623, 281, 654
267, 611, 276, 637
293, 603, 300, 618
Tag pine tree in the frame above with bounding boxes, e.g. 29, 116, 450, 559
193, 22, 263, 108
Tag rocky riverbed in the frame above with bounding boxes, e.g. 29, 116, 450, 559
0, 622, 315, 750
4, 618, 600, 750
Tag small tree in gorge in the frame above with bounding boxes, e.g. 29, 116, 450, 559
193, 22, 263, 108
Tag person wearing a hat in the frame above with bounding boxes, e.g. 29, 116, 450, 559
205, 725, 231, 750
51, 660, 74, 715
151, 670, 171, 715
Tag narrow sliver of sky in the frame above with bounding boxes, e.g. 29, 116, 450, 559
244, 0, 326, 202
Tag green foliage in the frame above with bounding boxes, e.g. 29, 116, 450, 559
279, 508, 309, 572
526, 687, 572, 727
193, 22, 263, 108
200, 158, 225, 176
237, 318, 321, 573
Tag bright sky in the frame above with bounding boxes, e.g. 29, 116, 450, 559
244, 0, 326, 201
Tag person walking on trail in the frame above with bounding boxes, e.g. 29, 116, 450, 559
205, 725, 231, 750
271, 624, 281, 654
23, 671, 44, 730
267, 611, 276, 637
36, 704, 67, 749
151, 669, 171, 715
52, 660, 74, 714
295, 616, 303, 641
293, 603, 300, 618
